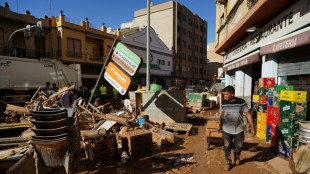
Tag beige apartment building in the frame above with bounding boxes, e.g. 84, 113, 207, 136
121, 1, 208, 84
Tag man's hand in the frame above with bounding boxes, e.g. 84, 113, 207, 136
218, 125, 223, 132
251, 129, 256, 137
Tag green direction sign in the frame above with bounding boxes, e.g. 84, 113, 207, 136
112, 43, 142, 76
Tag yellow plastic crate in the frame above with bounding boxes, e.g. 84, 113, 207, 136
257, 113, 267, 122
253, 95, 260, 103
257, 121, 266, 131
280, 91, 307, 102
256, 129, 266, 140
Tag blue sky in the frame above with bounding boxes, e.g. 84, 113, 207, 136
1, 0, 216, 43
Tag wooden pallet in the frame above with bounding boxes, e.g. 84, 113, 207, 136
164, 123, 193, 135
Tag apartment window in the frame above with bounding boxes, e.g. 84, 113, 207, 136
168, 61, 170, 66
195, 68, 198, 74
67, 38, 81, 57
200, 47, 203, 53
157, 59, 161, 65
200, 58, 203, 63
162, 60, 165, 65
195, 23, 198, 29
200, 25, 203, 32
183, 28, 186, 35
177, 11, 181, 19
188, 19, 192, 26
182, 14, 187, 22
177, 64, 181, 71
177, 24, 181, 32
177, 37, 181, 45
200, 68, 203, 74
200, 36, 203, 42
182, 40, 186, 47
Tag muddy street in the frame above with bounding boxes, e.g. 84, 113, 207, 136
91, 109, 295, 174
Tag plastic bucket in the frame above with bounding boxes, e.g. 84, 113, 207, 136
138, 115, 149, 126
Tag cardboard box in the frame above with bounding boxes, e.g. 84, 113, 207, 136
252, 95, 260, 103
259, 96, 268, 104
280, 91, 307, 102
274, 85, 294, 94
279, 101, 307, 115
273, 96, 280, 108
259, 78, 275, 88
259, 88, 269, 96
279, 142, 295, 158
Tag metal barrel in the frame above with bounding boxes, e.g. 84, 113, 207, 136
298, 121, 310, 145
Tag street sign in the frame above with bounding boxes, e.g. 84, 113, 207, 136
112, 42, 142, 76
104, 62, 131, 95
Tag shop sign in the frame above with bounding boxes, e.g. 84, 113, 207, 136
223, 51, 260, 72
224, 0, 310, 64
104, 62, 131, 95
112, 42, 142, 76
260, 28, 310, 55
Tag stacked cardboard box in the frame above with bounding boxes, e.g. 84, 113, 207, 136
256, 78, 275, 141
278, 90, 307, 158
270, 85, 294, 151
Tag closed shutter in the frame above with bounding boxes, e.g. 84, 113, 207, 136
278, 45, 310, 76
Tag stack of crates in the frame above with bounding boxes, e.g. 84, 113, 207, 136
269, 86, 288, 149
256, 78, 275, 141
278, 89, 307, 158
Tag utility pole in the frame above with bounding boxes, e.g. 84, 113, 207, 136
146, 0, 151, 91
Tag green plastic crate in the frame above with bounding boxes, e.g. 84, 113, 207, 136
274, 85, 294, 94
188, 93, 209, 108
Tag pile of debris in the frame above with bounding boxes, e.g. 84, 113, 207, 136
0, 86, 195, 173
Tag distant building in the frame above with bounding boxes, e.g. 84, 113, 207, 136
49, 12, 120, 85
207, 42, 223, 63
0, 2, 52, 58
121, 27, 173, 87
121, 1, 208, 85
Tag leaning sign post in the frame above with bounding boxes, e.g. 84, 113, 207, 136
87, 41, 142, 108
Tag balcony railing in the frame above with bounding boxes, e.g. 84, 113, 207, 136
67, 50, 82, 58
89, 23, 101, 30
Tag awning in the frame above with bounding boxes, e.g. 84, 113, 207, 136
260, 26, 310, 55
223, 50, 260, 72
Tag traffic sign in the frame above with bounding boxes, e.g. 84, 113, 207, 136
104, 62, 131, 95
112, 42, 142, 76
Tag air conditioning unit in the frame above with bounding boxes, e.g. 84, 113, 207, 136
216, 0, 226, 5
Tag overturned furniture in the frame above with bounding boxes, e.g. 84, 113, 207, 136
30, 101, 80, 174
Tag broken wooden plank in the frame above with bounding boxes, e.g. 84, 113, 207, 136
93, 113, 129, 125
79, 104, 96, 122
0, 123, 33, 129
31, 86, 42, 101
6, 104, 31, 114
42, 85, 75, 105
88, 103, 100, 113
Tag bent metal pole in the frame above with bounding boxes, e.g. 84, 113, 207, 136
86, 38, 118, 108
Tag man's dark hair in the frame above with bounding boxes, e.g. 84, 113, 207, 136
222, 85, 235, 94
46, 82, 50, 87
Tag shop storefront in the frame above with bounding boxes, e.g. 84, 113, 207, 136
223, 0, 310, 108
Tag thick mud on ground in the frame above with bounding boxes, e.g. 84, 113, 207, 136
84, 109, 295, 174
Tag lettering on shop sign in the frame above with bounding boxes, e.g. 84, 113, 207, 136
0, 61, 11, 67
227, 58, 248, 71
225, 0, 310, 64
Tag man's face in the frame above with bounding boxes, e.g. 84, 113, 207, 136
223, 91, 234, 101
